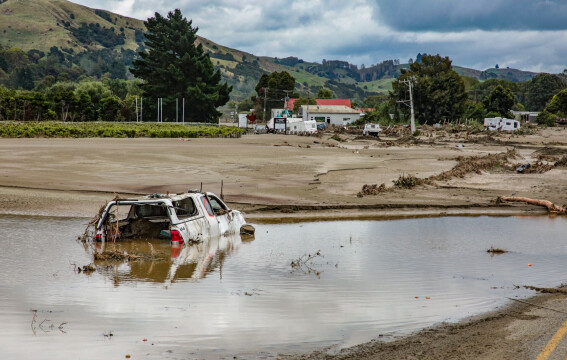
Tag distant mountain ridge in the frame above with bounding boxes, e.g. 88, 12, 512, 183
0, 0, 539, 101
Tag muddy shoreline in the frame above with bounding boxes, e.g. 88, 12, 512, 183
2, 128, 567, 358
287, 291, 567, 360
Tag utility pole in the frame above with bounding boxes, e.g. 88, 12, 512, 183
182, 98, 185, 125
263, 87, 267, 122
283, 90, 291, 112
306, 89, 311, 122
234, 102, 238, 126
176, 98, 178, 123
398, 77, 416, 134
140, 97, 143, 123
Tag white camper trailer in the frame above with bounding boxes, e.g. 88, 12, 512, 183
484, 117, 520, 131
266, 118, 317, 134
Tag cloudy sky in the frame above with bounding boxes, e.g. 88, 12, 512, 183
70, 0, 567, 73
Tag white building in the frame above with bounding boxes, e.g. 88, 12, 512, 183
300, 105, 361, 126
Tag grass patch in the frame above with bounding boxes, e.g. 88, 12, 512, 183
329, 134, 345, 142
0, 122, 246, 138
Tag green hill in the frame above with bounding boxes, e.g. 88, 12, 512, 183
0, 0, 540, 102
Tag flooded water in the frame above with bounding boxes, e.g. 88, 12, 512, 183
1, 215, 567, 359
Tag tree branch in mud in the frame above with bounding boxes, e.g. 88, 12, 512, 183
496, 196, 567, 214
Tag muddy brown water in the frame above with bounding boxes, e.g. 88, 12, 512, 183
1, 215, 567, 359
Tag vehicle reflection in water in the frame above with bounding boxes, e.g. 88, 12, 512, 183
89, 232, 254, 285
4, 215, 567, 359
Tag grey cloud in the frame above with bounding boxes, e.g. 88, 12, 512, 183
70, 0, 567, 73
372, 0, 567, 31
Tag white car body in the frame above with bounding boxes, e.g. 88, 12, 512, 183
95, 192, 250, 244
363, 123, 382, 136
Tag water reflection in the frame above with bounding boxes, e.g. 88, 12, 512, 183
1, 215, 567, 359
89, 232, 253, 285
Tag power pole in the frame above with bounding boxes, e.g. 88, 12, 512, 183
263, 87, 267, 122
398, 77, 416, 134
306, 89, 311, 122
283, 90, 291, 112
234, 102, 238, 126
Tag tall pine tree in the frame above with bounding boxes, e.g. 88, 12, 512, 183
130, 9, 231, 123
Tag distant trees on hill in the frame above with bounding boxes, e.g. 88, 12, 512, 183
70, 23, 125, 48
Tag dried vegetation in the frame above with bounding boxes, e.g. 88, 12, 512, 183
430, 149, 519, 181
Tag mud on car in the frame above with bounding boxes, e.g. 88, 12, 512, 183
95, 191, 253, 244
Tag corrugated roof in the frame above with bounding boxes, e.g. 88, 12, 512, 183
286, 98, 352, 111
300, 105, 360, 114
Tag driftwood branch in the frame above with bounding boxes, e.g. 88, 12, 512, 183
498, 196, 567, 214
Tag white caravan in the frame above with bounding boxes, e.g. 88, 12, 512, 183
484, 117, 520, 131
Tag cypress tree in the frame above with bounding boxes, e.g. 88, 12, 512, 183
130, 9, 231, 123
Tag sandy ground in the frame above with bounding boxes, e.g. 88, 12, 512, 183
2, 126, 567, 358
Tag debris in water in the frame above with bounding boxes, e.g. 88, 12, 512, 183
94, 249, 161, 262
291, 251, 323, 276
487, 246, 508, 254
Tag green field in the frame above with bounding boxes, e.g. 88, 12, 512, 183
0, 122, 246, 138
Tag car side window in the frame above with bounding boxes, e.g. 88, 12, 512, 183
208, 195, 227, 212
200, 196, 214, 217
174, 198, 197, 218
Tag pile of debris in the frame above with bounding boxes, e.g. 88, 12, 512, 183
357, 183, 388, 197
392, 174, 426, 188
430, 149, 519, 181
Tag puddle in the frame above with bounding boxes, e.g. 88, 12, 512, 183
1, 215, 567, 358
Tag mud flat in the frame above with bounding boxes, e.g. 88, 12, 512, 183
1, 126, 567, 359
1, 127, 567, 219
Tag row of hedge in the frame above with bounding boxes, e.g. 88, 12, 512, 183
0, 122, 246, 138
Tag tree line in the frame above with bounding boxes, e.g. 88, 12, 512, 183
381, 55, 567, 127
